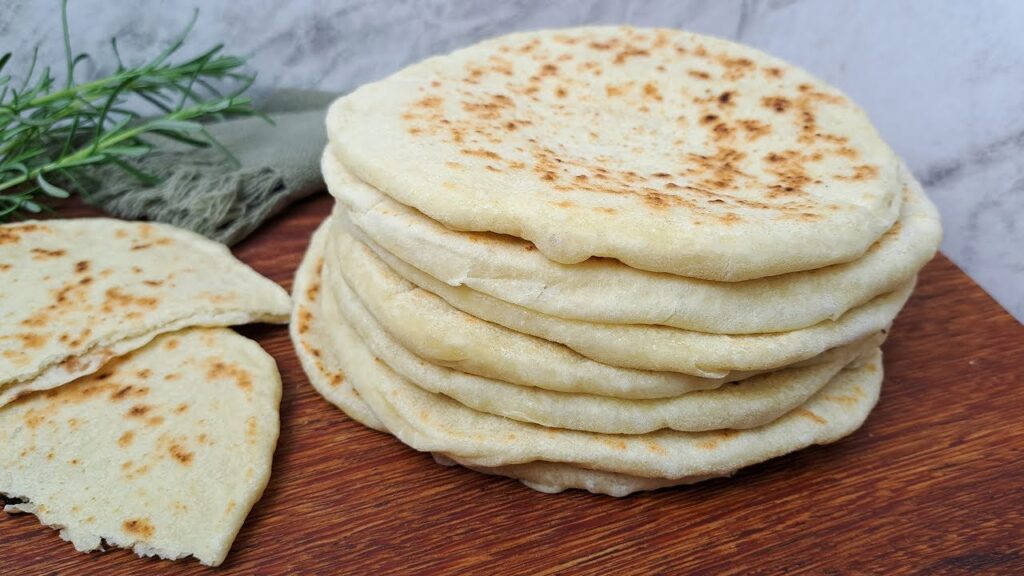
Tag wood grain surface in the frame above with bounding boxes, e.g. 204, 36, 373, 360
2, 193, 1023, 575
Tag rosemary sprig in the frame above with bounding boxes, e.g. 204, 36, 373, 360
0, 0, 260, 220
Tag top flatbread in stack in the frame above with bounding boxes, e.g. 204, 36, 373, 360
328, 27, 904, 281
0, 219, 291, 407
297, 26, 941, 496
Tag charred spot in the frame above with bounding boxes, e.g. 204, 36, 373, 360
459, 148, 501, 160
738, 119, 771, 140
118, 430, 135, 447
169, 444, 194, 465
701, 114, 719, 125
796, 408, 827, 424
206, 360, 253, 392
687, 69, 711, 80
762, 96, 791, 113
613, 47, 649, 64
836, 164, 880, 181
712, 123, 733, 139
127, 404, 152, 418
588, 40, 617, 51
717, 91, 733, 105
30, 248, 66, 259
15, 333, 47, 349
20, 312, 49, 327
414, 96, 442, 109
111, 385, 149, 401
642, 82, 663, 101
73, 260, 90, 273
605, 84, 626, 97
122, 519, 155, 539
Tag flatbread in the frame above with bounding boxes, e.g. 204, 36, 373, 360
327, 26, 902, 280
433, 454, 704, 497
290, 221, 386, 432
324, 246, 884, 432
295, 224, 881, 495
325, 150, 940, 334
0, 328, 281, 566
325, 225, 911, 378
0, 219, 292, 407
326, 294, 884, 479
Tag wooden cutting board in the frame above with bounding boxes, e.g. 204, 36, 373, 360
3, 194, 1023, 575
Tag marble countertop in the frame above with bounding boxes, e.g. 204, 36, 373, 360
4, 0, 1022, 322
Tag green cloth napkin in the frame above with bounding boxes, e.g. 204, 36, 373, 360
85, 89, 335, 246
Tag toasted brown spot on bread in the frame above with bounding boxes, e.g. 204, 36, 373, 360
118, 430, 135, 447
795, 408, 827, 424
127, 404, 152, 418
295, 307, 314, 334
15, 333, 48, 349
206, 360, 253, 391
762, 96, 791, 112
836, 164, 880, 181
169, 444, 194, 465
31, 248, 66, 259
110, 385, 149, 401
123, 518, 155, 539
0, 224, 46, 245
20, 312, 50, 327
246, 417, 258, 443
460, 148, 501, 160
642, 82, 663, 101
614, 46, 649, 64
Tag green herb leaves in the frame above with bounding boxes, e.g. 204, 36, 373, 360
0, 1, 259, 220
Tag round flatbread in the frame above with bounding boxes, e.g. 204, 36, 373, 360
325, 225, 910, 379
325, 151, 940, 333
290, 221, 386, 432
324, 255, 884, 433
325, 296, 884, 480
327, 26, 902, 280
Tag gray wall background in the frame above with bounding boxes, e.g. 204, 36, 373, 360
4, 0, 1023, 320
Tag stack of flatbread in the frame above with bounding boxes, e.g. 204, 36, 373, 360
294, 26, 942, 496
0, 219, 290, 565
